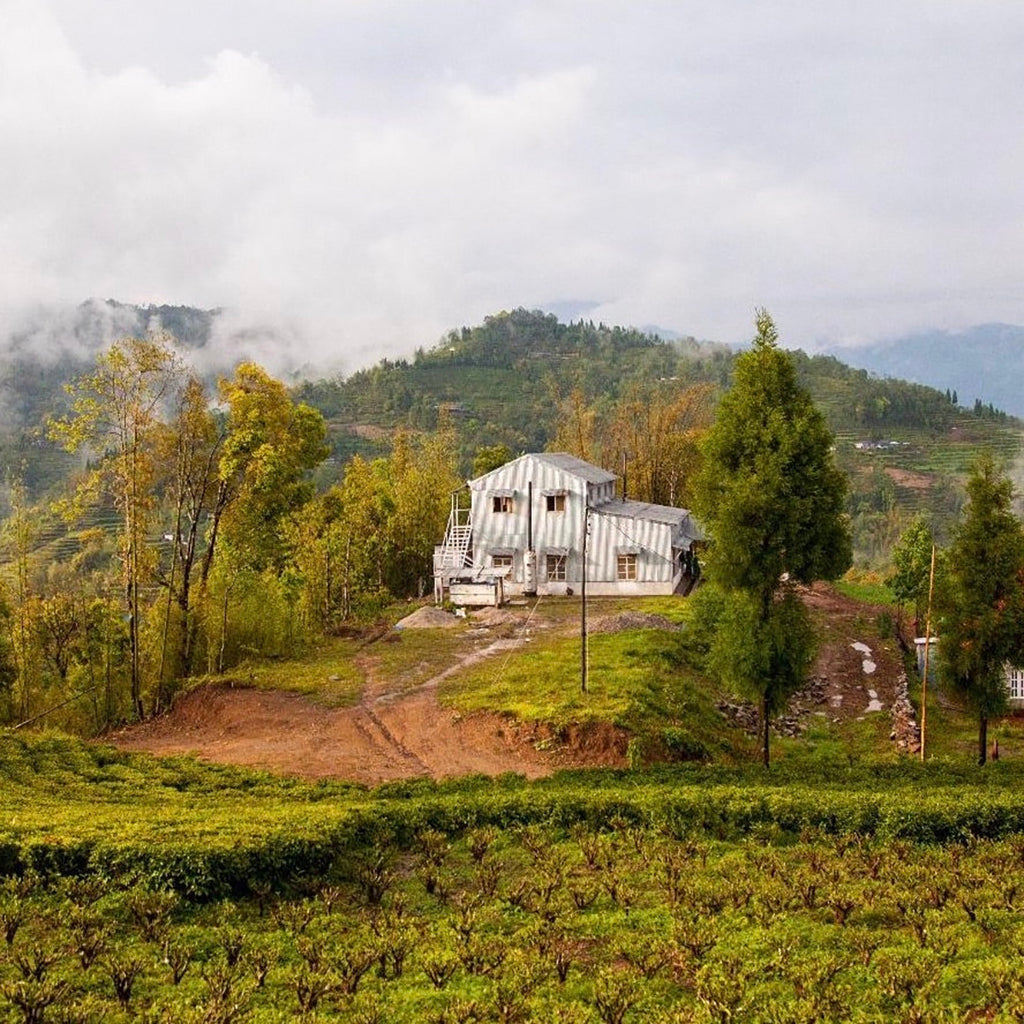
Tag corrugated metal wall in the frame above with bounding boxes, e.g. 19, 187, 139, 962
588, 512, 675, 584
470, 455, 588, 582
468, 454, 678, 589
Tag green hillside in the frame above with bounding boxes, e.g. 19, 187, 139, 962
297, 309, 1023, 564
296, 310, 733, 462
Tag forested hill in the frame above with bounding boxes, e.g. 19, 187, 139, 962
296, 307, 1013, 457
0, 304, 1019, 563
297, 309, 732, 459
295, 308, 1021, 563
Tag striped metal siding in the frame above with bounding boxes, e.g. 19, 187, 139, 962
588, 511, 675, 583
470, 454, 588, 582
469, 455, 675, 584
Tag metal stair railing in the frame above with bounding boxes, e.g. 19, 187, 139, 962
434, 491, 473, 573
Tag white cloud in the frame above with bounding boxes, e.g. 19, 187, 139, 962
0, 0, 1022, 372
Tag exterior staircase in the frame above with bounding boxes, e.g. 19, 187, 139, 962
433, 490, 473, 600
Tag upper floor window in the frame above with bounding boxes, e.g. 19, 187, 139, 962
546, 493, 566, 513
492, 495, 513, 513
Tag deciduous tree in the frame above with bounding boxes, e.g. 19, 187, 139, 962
50, 337, 181, 720
886, 516, 935, 634
603, 382, 713, 506
215, 363, 328, 575
153, 375, 225, 696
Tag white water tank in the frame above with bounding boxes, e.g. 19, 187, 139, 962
523, 548, 537, 595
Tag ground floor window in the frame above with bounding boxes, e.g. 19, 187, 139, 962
1009, 667, 1024, 701
491, 553, 513, 570
617, 553, 637, 580
546, 553, 566, 581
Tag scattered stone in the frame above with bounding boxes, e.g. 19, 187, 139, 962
714, 699, 807, 738
851, 641, 877, 674
890, 671, 920, 754
715, 699, 760, 734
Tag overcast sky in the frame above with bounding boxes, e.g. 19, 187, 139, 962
2, 1, 1023, 372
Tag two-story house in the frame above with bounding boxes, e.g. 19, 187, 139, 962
434, 452, 702, 604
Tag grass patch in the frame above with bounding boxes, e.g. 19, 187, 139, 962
197, 634, 365, 706
441, 623, 743, 760
836, 569, 895, 605
366, 622, 474, 693
441, 630, 634, 725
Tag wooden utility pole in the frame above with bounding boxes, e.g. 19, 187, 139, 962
920, 544, 937, 762
580, 504, 589, 693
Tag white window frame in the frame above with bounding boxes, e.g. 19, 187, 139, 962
545, 492, 566, 513
1008, 666, 1024, 701
546, 553, 566, 581
492, 495, 513, 514
617, 553, 638, 581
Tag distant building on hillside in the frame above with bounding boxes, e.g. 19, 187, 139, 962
433, 452, 702, 605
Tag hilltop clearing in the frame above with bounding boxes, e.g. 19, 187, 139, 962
109, 585, 910, 779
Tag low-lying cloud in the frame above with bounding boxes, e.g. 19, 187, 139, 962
0, 1, 1021, 375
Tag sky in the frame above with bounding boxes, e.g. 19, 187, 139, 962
2, 0, 1023, 374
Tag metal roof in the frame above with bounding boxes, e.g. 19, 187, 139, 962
530, 452, 618, 484
596, 499, 704, 540
470, 452, 618, 487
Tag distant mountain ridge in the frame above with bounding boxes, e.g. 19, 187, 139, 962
827, 323, 1024, 418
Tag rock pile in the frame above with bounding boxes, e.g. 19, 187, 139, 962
889, 671, 921, 754
394, 606, 462, 629
713, 698, 809, 738
715, 699, 760, 734
786, 675, 829, 715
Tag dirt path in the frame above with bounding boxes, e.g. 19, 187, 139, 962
109, 636, 598, 784
109, 585, 906, 783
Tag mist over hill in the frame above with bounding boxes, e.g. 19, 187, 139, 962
827, 324, 1024, 418
0, 298, 324, 382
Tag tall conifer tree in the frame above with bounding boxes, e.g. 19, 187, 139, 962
937, 454, 1024, 764
694, 310, 851, 765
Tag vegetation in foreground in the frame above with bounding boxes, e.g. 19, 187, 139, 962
5, 736, 1024, 1020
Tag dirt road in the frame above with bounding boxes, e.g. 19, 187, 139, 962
109, 585, 906, 783
110, 632, 626, 784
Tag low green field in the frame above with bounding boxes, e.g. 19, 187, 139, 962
5, 737, 1024, 1020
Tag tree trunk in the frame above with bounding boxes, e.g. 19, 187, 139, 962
979, 715, 988, 766
761, 696, 770, 769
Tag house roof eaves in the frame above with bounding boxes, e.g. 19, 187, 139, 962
469, 451, 617, 487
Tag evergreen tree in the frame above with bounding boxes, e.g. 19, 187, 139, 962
694, 310, 851, 766
936, 454, 1024, 764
